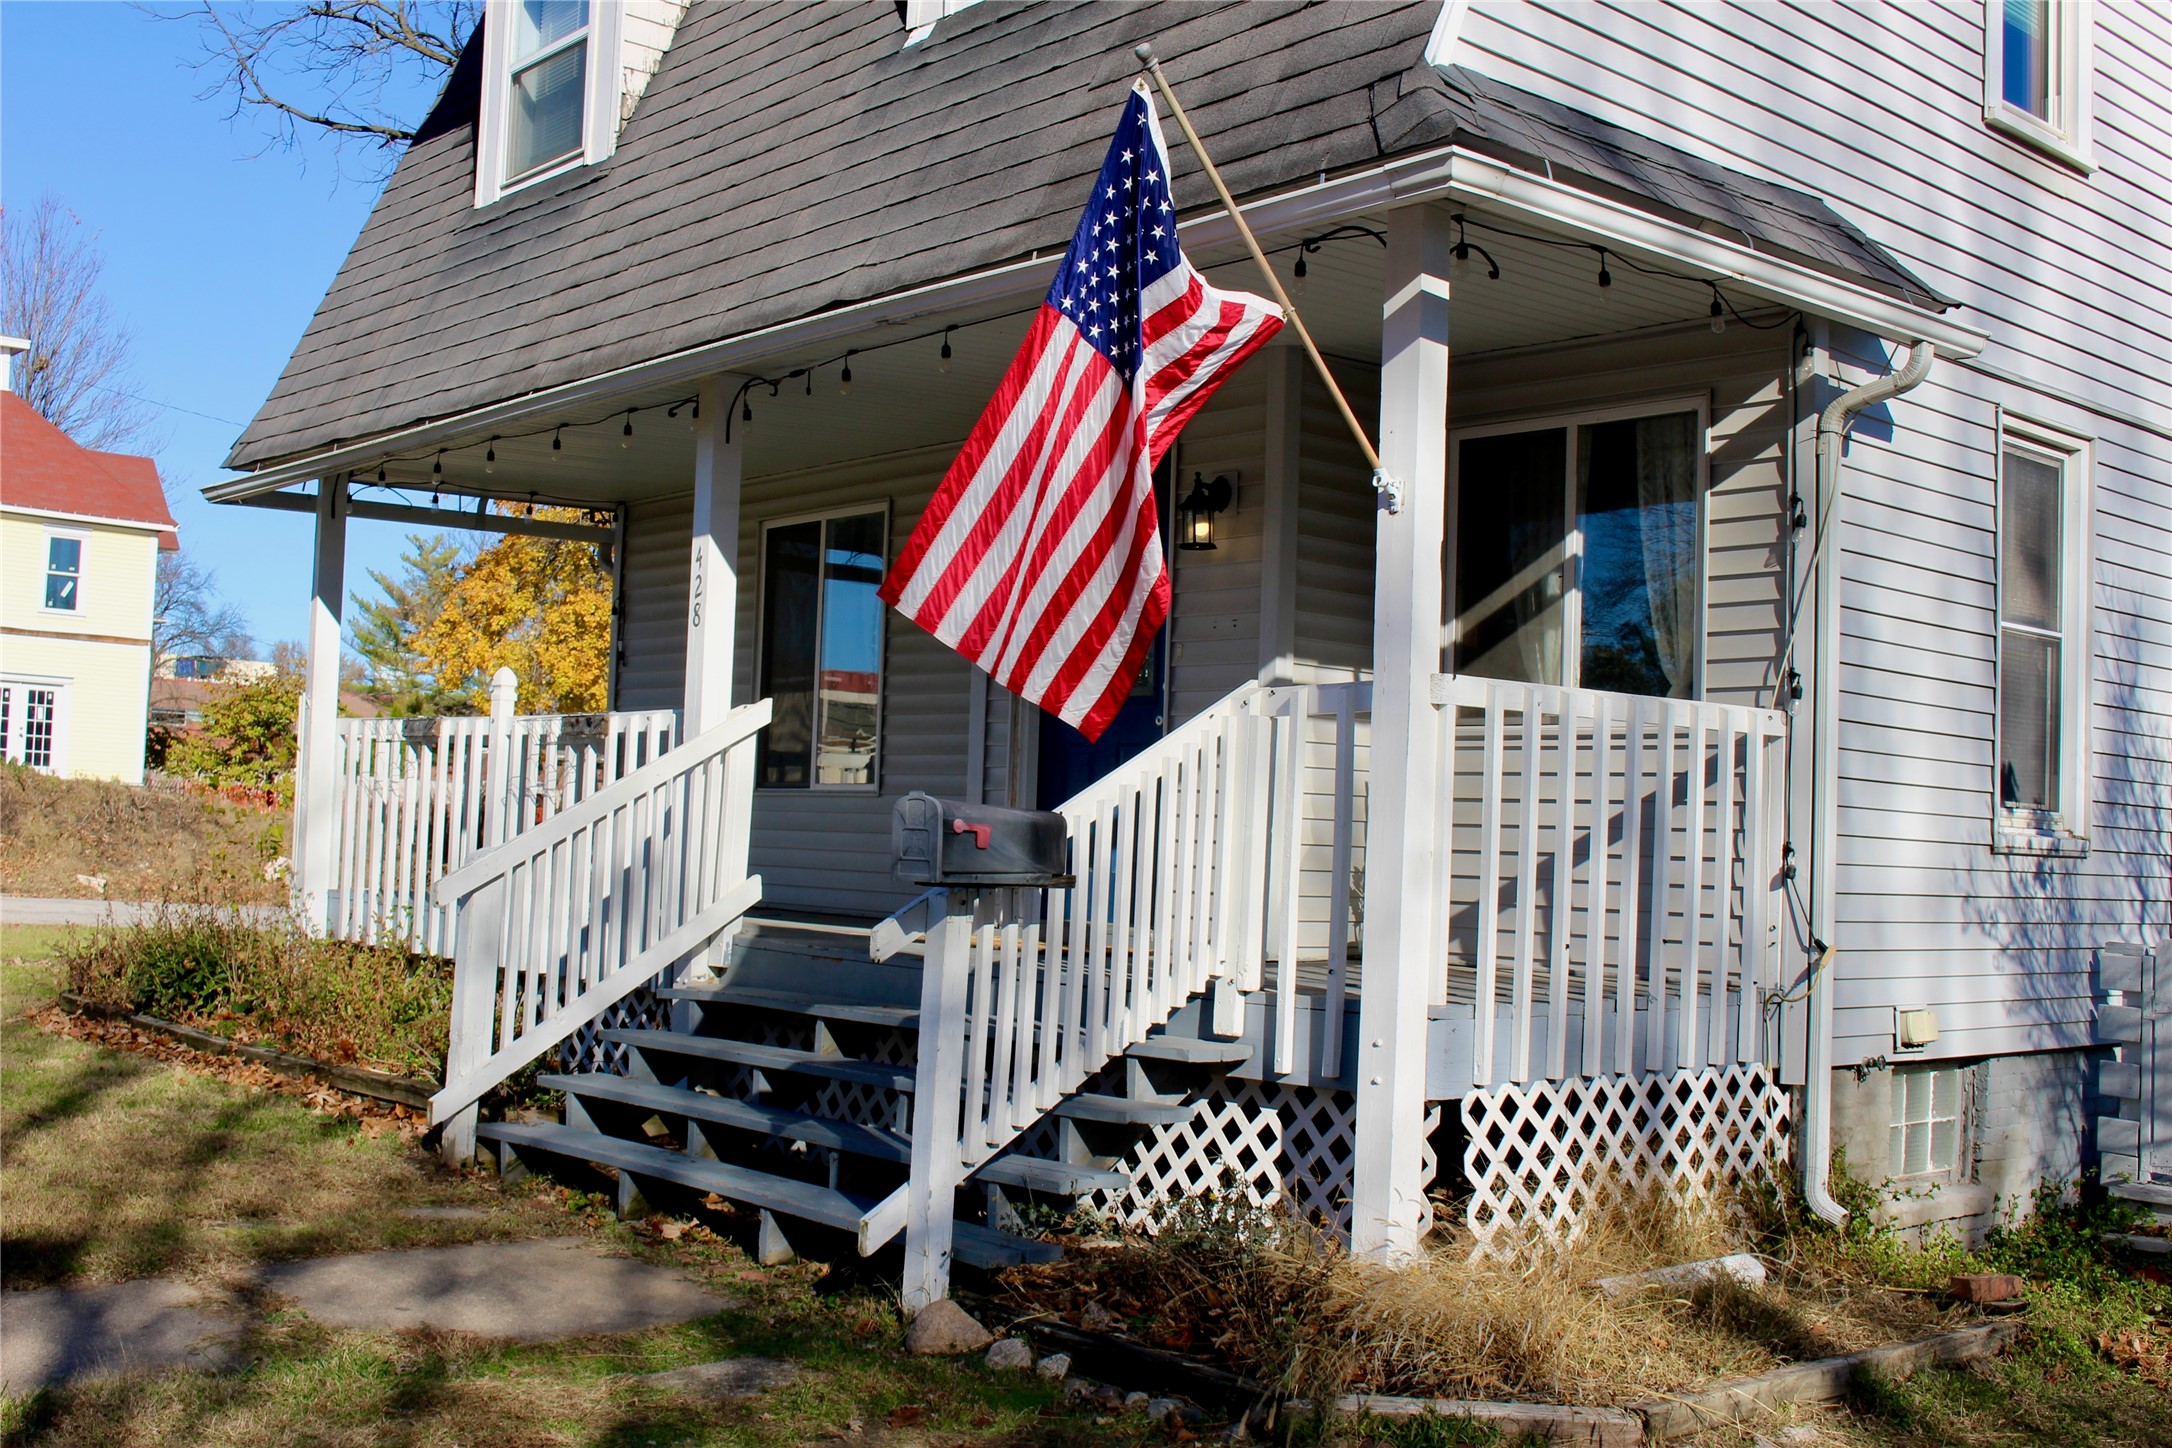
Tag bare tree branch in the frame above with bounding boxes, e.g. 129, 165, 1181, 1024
155, 548, 254, 667
157, 1, 478, 168
0, 196, 160, 452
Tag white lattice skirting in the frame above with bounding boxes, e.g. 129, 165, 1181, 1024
1462, 1063, 1790, 1247
1062, 1081, 1438, 1238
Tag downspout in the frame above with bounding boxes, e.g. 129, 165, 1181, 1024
1799, 339, 1936, 1226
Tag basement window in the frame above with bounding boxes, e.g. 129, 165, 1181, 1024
1889, 1064, 1963, 1179
1983, 0, 2095, 171
474, 0, 625, 205
1994, 415, 2091, 853
755, 507, 889, 791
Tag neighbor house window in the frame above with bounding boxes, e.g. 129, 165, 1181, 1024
0, 682, 63, 772
1995, 417, 2091, 847
1450, 402, 1705, 698
1983, 0, 2094, 170
1889, 1064, 1963, 1179
756, 507, 888, 790
474, 0, 624, 205
43, 534, 82, 612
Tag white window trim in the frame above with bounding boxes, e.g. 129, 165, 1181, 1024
902, 0, 984, 47
752, 502, 891, 796
1982, 0, 2096, 174
1, 676, 71, 776
1444, 394, 1712, 700
1992, 411, 2093, 854
474, 0, 626, 207
41, 527, 86, 617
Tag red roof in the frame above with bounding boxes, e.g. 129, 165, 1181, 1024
1, 392, 178, 548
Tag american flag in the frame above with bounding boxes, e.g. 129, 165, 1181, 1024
880, 82, 1284, 742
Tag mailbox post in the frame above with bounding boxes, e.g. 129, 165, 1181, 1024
891, 794, 1070, 1315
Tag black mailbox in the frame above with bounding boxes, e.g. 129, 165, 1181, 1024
892, 793, 1071, 887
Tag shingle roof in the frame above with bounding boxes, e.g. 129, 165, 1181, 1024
227, 0, 1944, 472
2, 392, 179, 547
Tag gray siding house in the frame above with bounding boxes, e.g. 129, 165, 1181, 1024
212, 0, 2169, 1301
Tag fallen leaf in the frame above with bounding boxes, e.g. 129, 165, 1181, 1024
885, 1404, 926, 1428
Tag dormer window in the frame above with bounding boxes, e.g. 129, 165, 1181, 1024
475, 0, 625, 206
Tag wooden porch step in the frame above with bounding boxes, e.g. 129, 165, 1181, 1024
975, 1155, 1130, 1196
1126, 1035, 1253, 1067
659, 984, 919, 1031
479, 1119, 873, 1234
600, 1029, 917, 1093
538, 1073, 909, 1163
1053, 1093, 1198, 1126
953, 1220, 1063, 1269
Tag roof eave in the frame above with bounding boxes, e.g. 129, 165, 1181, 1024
204, 141, 1986, 506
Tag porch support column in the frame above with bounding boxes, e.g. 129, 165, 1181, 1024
294, 477, 348, 934
1351, 204, 1453, 1262
685, 373, 747, 736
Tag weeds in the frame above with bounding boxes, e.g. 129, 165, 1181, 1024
58, 907, 452, 1078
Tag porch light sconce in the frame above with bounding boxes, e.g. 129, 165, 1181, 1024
1178, 472, 1233, 551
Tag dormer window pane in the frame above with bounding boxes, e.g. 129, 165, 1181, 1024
505, 0, 588, 180
2001, 0, 2052, 118
514, 0, 585, 57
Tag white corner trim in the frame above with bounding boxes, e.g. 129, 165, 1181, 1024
1422, 0, 1472, 69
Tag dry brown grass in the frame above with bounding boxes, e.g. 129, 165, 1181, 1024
1003, 1186, 1970, 1410
0, 765, 284, 904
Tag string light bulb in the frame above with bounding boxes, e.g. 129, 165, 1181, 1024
484, 439, 497, 474
621, 411, 634, 449
839, 351, 855, 396
1709, 287, 1727, 334
1292, 251, 1308, 293
432, 450, 444, 478
552, 425, 563, 458
1451, 242, 1471, 281
1595, 249, 1613, 294
741, 397, 754, 424
376, 462, 387, 483
939, 327, 954, 374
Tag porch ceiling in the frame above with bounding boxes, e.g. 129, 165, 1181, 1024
316, 203, 1760, 513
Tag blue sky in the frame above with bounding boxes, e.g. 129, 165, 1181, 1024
3, 2, 436, 652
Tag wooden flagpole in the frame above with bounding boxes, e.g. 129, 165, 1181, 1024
1134, 42, 1395, 500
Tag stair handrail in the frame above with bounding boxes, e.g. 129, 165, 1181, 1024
893, 682, 1268, 1310
430, 698, 771, 1160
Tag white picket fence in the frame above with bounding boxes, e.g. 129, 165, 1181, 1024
324, 672, 677, 953
430, 698, 772, 1153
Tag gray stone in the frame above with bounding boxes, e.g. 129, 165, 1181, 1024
984, 1337, 1034, 1371
1035, 1351, 1072, 1379
1593, 1252, 1768, 1298
640, 1356, 800, 1400
1124, 1391, 1150, 1409
254, 1237, 732, 1342
1146, 1397, 1204, 1427
1, 1280, 243, 1391
902, 1299, 993, 1356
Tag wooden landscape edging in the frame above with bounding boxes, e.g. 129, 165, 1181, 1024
57, 992, 438, 1110
1335, 1394, 1643, 1447
1629, 1318, 2023, 1441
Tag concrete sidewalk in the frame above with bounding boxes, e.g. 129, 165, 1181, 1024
0, 897, 287, 928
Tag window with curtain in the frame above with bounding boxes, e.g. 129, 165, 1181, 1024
756, 508, 888, 790
1452, 407, 1702, 699
506, 0, 588, 181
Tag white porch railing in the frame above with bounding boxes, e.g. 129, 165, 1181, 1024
885, 683, 1269, 1310
429, 698, 771, 1150
1429, 675, 1789, 1087
326, 678, 677, 952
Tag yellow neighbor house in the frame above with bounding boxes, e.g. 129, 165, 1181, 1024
1, 387, 177, 785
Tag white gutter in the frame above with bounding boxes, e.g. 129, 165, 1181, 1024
206, 143, 1986, 504
1800, 338, 1937, 1227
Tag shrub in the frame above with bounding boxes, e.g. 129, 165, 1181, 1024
61, 907, 453, 1078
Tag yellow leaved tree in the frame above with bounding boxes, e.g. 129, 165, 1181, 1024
415, 507, 613, 714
